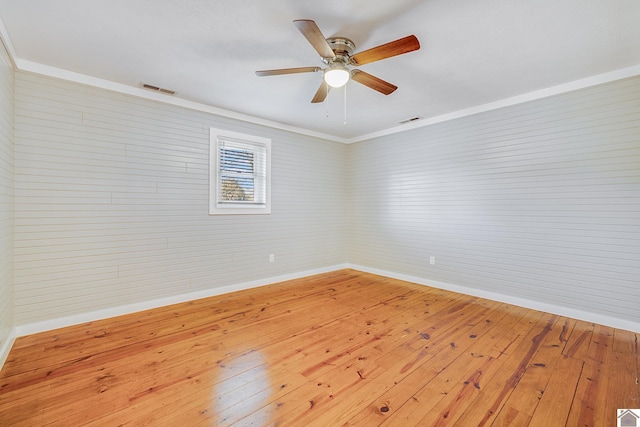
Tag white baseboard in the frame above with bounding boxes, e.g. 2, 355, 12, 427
0, 328, 16, 370
10, 261, 639, 341
348, 264, 640, 333
14, 264, 348, 337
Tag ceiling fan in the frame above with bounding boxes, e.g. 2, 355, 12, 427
255, 19, 420, 103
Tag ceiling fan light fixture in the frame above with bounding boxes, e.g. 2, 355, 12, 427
324, 65, 350, 88
255, 20, 420, 103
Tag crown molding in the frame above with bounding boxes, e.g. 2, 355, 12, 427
0, 15, 17, 68
0, 15, 347, 143
15, 59, 348, 143
0, 16, 638, 145
347, 63, 640, 143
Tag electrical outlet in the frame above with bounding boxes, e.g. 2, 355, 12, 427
269, 254, 275, 263
429, 256, 435, 265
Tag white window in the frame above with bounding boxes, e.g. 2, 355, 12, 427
209, 128, 271, 215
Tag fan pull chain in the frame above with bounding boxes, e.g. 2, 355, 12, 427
326, 87, 330, 119
343, 84, 347, 126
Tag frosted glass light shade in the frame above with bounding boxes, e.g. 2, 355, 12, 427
324, 66, 350, 88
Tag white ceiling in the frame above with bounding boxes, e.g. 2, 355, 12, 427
1, 0, 640, 141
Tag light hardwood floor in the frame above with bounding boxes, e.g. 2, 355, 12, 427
0, 269, 638, 426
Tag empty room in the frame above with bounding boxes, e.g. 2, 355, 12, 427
0, 1, 639, 426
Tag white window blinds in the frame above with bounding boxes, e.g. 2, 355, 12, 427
218, 139, 265, 204
210, 128, 271, 215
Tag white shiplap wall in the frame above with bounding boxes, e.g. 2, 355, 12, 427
7, 63, 640, 334
0, 41, 14, 361
13, 72, 347, 325
349, 76, 640, 326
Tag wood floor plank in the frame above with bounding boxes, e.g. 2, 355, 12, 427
186, 288, 495, 425
0, 269, 637, 426
491, 406, 531, 427
637, 332, 640, 403
491, 316, 575, 422
452, 313, 559, 426
564, 323, 616, 427
219, 292, 475, 425
562, 320, 595, 360
412, 312, 567, 426
604, 329, 639, 412
1, 276, 390, 409
298, 301, 516, 426
9, 269, 355, 351
343, 303, 534, 426
528, 355, 583, 427
383, 353, 501, 426
3, 272, 363, 378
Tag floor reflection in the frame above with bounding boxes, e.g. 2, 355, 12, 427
213, 350, 272, 425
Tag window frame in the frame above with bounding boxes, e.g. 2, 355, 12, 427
209, 127, 271, 215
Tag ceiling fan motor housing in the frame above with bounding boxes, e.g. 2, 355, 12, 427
324, 37, 355, 65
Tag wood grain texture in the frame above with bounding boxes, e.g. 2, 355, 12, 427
0, 270, 638, 426
349, 35, 420, 66
350, 70, 397, 95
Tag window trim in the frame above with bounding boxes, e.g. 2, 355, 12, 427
209, 127, 271, 215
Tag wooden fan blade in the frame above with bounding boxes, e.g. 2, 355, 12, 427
351, 70, 397, 95
350, 35, 420, 66
294, 19, 336, 59
256, 67, 321, 76
311, 81, 331, 103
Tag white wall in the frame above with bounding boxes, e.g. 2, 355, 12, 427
6, 63, 640, 335
349, 76, 640, 328
0, 41, 14, 363
13, 72, 347, 326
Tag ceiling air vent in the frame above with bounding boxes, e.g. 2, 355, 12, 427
399, 116, 422, 124
141, 83, 176, 95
